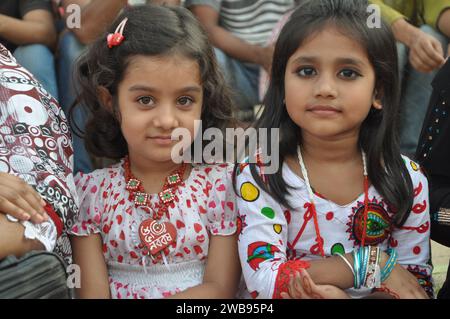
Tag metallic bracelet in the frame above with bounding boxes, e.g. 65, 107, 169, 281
335, 252, 355, 277
364, 246, 381, 288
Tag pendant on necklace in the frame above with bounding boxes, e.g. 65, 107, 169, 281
138, 218, 177, 256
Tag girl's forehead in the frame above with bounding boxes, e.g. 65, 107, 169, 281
120, 54, 202, 90
288, 27, 370, 64
122, 54, 202, 82
126, 53, 199, 70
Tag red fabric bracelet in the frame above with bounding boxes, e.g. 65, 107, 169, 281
273, 260, 311, 299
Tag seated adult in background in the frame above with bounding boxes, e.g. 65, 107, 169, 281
370, 0, 450, 158
0, 0, 58, 100
416, 59, 450, 299
186, 0, 297, 123
57, 0, 180, 174
0, 43, 77, 264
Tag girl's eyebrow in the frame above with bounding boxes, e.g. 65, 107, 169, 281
334, 57, 366, 68
291, 56, 366, 68
128, 85, 202, 93
291, 56, 318, 65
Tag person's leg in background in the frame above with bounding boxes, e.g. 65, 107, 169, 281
14, 44, 59, 100
399, 25, 449, 158
214, 48, 260, 123
57, 31, 93, 174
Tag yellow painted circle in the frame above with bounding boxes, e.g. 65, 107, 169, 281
240, 182, 260, 202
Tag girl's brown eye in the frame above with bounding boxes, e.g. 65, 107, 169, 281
338, 69, 361, 79
138, 96, 153, 105
297, 67, 317, 77
178, 96, 194, 106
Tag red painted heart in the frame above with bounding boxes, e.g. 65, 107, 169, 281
139, 219, 177, 256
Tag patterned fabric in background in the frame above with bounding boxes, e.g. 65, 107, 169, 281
0, 43, 78, 264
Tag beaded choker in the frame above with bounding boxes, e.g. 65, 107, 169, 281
297, 146, 370, 257
124, 157, 187, 260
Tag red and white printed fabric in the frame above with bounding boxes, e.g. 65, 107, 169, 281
0, 43, 78, 263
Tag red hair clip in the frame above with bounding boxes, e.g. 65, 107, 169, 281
107, 18, 128, 49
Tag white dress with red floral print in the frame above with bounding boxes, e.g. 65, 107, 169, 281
69, 161, 237, 299
236, 156, 433, 299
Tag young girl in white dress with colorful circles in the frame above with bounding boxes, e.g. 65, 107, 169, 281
68, 5, 240, 299
235, 0, 432, 299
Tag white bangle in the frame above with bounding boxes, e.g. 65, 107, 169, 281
335, 253, 355, 278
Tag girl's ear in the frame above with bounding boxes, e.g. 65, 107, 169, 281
98, 86, 113, 112
372, 99, 383, 110
372, 89, 383, 110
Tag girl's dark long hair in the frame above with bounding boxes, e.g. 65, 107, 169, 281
71, 4, 234, 160
242, 0, 413, 227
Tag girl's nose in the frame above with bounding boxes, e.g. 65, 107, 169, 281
152, 105, 179, 130
313, 74, 338, 98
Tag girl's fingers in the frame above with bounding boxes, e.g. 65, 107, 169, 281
293, 271, 310, 299
0, 179, 48, 223
13, 196, 45, 223
299, 269, 313, 295
287, 274, 297, 298
22, 190, 47, 214
1, 173, 43, 204
0, 198, 31, 221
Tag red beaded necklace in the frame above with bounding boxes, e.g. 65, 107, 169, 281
123, 157, 187, 260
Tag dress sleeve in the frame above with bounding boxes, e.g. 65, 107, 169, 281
390, 159, 433, 297
68, 171, 103, 236
236, 164, 310, 299
184, 0, 221, 12
205, 164, 238, 236
424, 0, 450, 30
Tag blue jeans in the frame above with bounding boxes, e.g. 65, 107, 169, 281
57, 31, 93, 174
14, 44, 59, 100
398, 25, 449, 157
214, 48, 260, 121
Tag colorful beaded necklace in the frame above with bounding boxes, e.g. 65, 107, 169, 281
297, 146, 370, 257
124, 156, 187, 261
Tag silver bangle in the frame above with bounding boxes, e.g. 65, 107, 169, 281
335, 253, 355, 278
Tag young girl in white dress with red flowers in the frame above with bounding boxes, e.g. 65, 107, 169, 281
68, 5, 240, 299
235, 0, 433, 299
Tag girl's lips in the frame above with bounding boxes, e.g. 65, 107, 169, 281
307, 105, 341, 116
150, 136, 174, 145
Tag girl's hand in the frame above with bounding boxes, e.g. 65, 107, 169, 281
408, 30, 445, 73
280, 268, 351, 299
0, 172, 48, 224
382, 262, 428, 299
